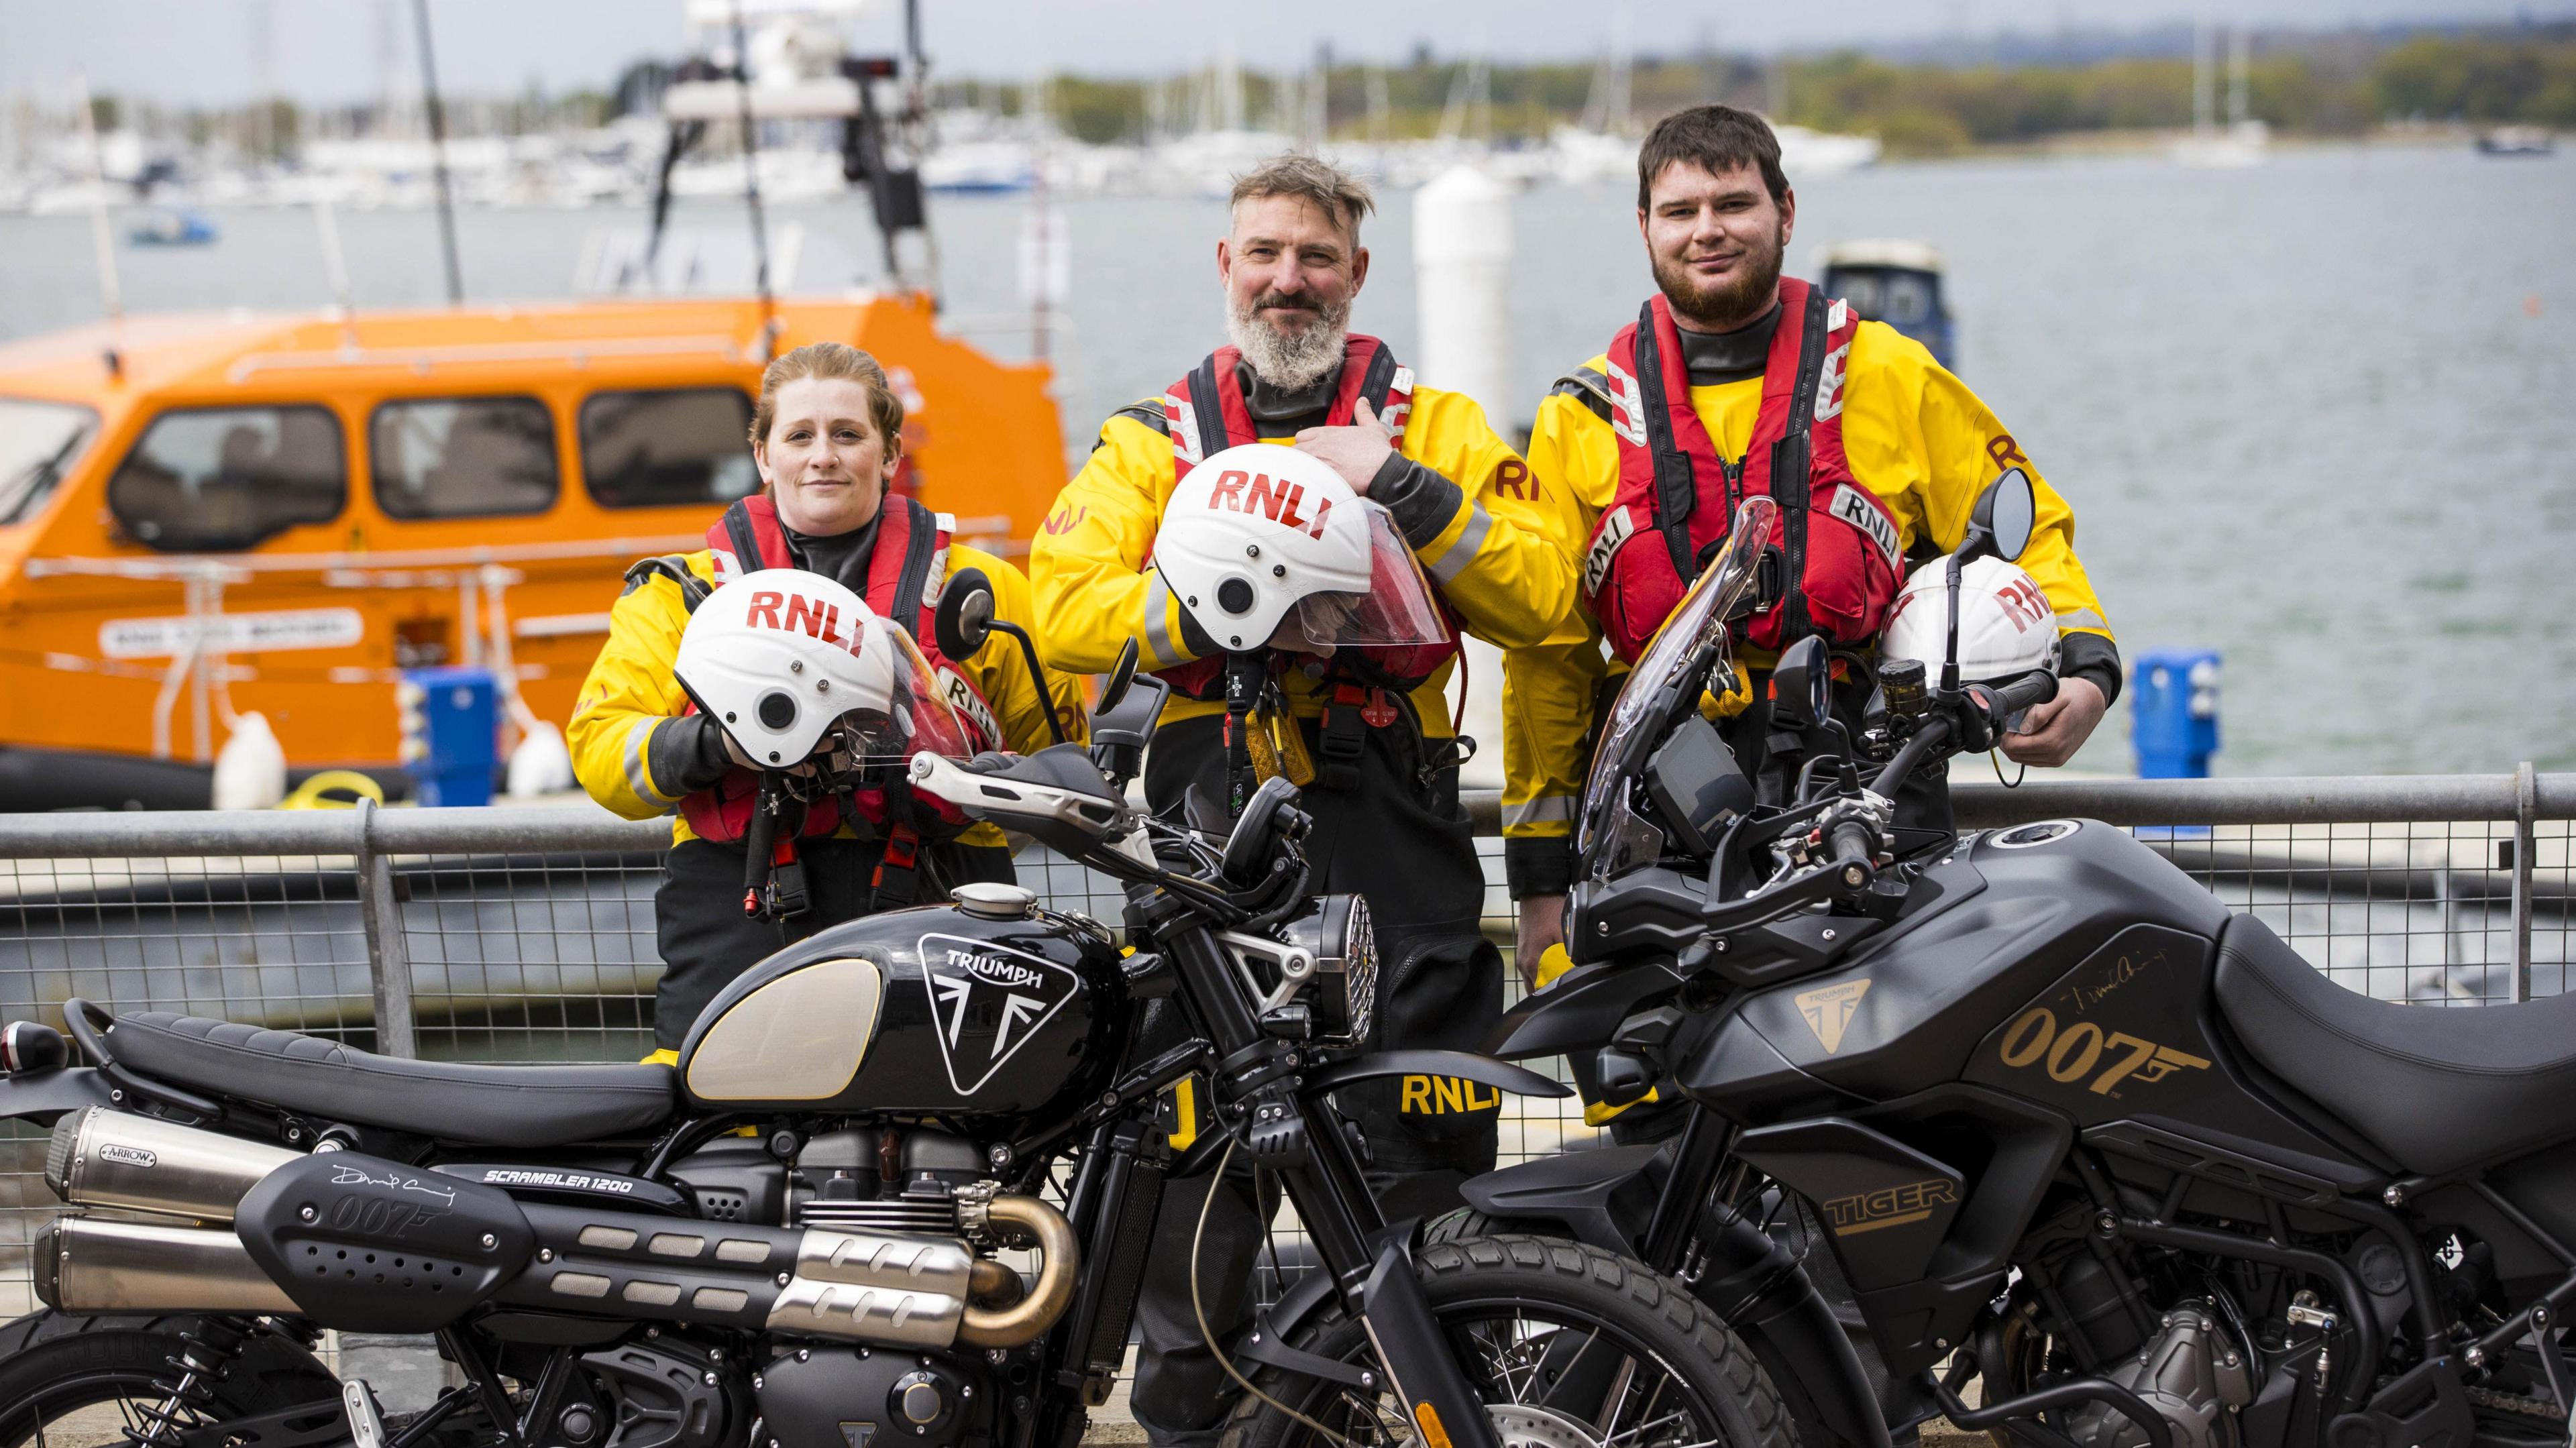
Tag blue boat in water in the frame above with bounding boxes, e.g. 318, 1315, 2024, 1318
127, 209, 220, 247
1821, 239, 1954, 370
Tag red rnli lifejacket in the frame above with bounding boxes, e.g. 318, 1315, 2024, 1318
680, 494, 1000, 844
1582, 277, 1903, 663
1153, 335, 1458, 700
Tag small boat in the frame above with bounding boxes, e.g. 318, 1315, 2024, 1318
127, 209, 219, 247
2477, 125, 2557, 157
1821, 239, 1955, 371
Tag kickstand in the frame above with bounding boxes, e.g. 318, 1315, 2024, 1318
2528, 1303, 2576, 1448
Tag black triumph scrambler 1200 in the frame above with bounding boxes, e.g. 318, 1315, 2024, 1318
0, 593, 1788, 1448
1452, 486, 2576, 1448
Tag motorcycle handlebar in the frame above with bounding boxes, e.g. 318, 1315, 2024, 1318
1826, 822, 1877, 892
1974, 671, 2059, 729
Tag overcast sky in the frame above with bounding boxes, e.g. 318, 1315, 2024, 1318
3, 0, 2568, 106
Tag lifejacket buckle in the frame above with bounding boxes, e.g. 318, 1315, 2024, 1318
1316, 685, 1372, 792
871, 822, 923, 909
764, 857, 812, 920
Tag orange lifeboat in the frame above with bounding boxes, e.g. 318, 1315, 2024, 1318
0, 295, 1063, 808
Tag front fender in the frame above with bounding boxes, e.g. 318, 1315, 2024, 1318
0, 1067, 115, 1125
1458, 1141, 1896, 1448
1299, 1050, 1570, 1100
1461, 1141, 1668, 1254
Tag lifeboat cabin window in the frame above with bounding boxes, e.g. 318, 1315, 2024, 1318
107, 404, 345, 551
370, 395, 559, 520
578, 388, 758, 509
0, 398, 99, 526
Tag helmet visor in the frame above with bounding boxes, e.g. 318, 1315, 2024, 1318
831, 613, 977, 766
1289, 501, 1450, 650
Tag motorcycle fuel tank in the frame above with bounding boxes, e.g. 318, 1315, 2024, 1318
1682, 820, 2231, 1113
678, 901, 1124, 1125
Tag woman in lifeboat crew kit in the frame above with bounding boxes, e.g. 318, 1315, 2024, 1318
569, 341, 1083, 1059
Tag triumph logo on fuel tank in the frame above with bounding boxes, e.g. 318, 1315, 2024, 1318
918, 934, 1081, 1095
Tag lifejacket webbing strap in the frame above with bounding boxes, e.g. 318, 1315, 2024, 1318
1631, 299, 1702, 588
1768, 284, 1835, 643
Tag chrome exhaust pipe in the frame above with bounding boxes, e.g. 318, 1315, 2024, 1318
35, 1217, 299, 1315
46, 1107, 301, 1223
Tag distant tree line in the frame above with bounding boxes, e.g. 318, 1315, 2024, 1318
949, 26, 2576, 156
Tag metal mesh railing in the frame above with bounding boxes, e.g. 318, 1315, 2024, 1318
0, 770, 2566, 1316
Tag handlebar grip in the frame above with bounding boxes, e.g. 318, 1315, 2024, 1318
1826, 822, 1877, 892
1971, 671, 2061, 734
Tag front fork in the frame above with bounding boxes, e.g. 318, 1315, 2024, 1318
1157, 917, 1505, 1448
1273, 1080, 1505, 1448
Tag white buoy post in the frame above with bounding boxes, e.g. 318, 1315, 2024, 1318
1413, 166, 1515, 789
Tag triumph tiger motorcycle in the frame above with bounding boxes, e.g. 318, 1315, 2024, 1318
0, 599, 1782, 1448
1454, 485, 2576, 1448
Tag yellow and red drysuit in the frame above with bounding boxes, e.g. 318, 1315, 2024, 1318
1503, 301, 2118, 903
571, 498, 1083, 1049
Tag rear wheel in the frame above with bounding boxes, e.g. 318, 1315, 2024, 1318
1219, 1234, 1796, 1448
0, 1313, 339, 1448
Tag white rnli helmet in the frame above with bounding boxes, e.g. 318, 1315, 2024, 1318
1153, 443, 1447, 653
1879, 555, 2061, 683
674, 568, 973, 768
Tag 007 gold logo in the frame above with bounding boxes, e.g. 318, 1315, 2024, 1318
1996, 1007, 2210, 1097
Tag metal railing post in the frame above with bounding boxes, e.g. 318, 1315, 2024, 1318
354, 797, 419, 1058
2514, 761, 2537, 1002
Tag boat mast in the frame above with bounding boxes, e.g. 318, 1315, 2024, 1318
727, 0, 779, 361
410, 0, 464, 304
72, 72, 124, 341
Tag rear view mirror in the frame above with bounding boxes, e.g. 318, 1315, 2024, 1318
1097, 638, 1140, 718
1964, 468, 2036, 565
1768, 636, 1833, 730
935, 568, 996, 662
1089, 638, 1170, 791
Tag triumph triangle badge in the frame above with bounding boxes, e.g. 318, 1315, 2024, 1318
917, 934, 1082, 1095
1793, 980, 1872, 1055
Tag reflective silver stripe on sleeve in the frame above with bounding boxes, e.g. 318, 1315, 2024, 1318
1503, 794, 1577, 828
625, 718, 682, 811
2055, 608, 2108, 630
1428, 503, 1495, 586
1141, 569, 1178, 667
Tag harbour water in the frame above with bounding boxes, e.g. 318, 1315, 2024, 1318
2, 140, 2569, 776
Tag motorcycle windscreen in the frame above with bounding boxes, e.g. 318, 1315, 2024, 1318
1575, 496, 1778, 859
1289, 501, 1450, 649
835, 612, 979, 763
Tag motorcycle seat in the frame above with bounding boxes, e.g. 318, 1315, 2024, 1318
2213, 915, 2576, 1175
105, 1011, 676, 1148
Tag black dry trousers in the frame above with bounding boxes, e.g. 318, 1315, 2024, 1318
651, 834, 1014, 1050
1129, 710, 1505, 1448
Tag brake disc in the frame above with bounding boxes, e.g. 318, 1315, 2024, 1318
1485, 1402, 1606, 1448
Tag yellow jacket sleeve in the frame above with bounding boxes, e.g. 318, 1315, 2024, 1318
1499, 383, 1625, 897
569, 553, 718, 823
947, 545, 1089, 754
1843, 323, 2118, 690
1377, 386, 1578, 651
1028, 413, 1210, 675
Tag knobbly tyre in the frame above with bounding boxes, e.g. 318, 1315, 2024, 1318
1449, 482, 2576, 1448
0, 577, 1787, 1448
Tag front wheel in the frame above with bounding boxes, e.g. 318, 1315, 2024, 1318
1219, 1235, 1797, 1448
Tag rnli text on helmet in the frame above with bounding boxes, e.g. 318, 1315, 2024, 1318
744, 590, 849, 646
1205, 467, 1335, 541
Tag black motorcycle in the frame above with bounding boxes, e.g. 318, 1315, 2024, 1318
0, 597, 1782, 1448
1450, 484, 2571, 1448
